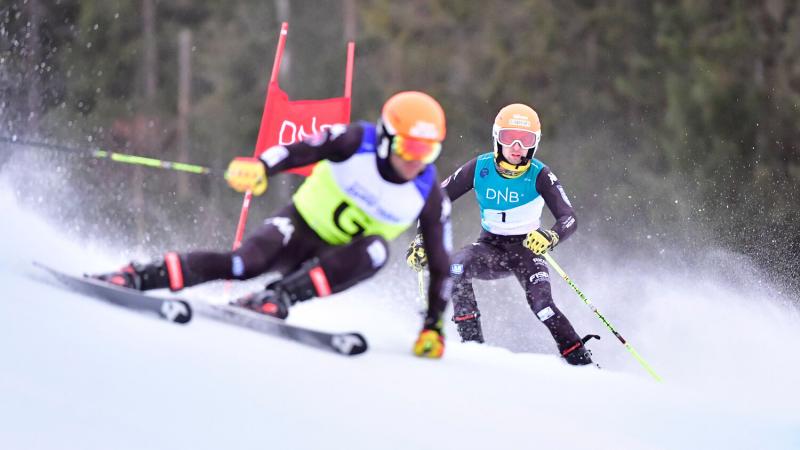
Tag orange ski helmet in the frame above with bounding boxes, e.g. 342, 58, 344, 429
492, 103, 541, 178
379, 91, 446, 164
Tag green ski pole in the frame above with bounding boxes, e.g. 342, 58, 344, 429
1, 136, 215, 176
91, 150, 211, 175
543, 252, 663, 382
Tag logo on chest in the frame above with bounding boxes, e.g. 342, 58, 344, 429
344, 182, 402, 223
345, 183, 379, 206
485, 187, 521, 204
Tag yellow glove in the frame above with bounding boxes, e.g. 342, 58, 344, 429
406, 234, 427, 271
413, 326, 444, 359
523, 228, 560, 255
225, 157, 268, 196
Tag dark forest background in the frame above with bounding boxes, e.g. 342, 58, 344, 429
1, 0, 798, 290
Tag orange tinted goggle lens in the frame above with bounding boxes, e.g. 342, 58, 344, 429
392, 136, 441, 163
497, 129, 538, 148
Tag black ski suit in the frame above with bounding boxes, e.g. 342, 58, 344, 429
441, 155, 584, 355
160, 123, 452, 326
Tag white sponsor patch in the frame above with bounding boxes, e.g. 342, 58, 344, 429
529, 271, 550, 284
264, 216, 294, 245
548, 172, 558, 185
450, 263, 464, 275
536, 306, 555, 322
564, 216, 576, 229
557, 185, 573, 207
231, 255, 245, 277
260, 145, 289, 168
508, 114, 532, 128
366, 240, 388, 268
409, 121, 440, 140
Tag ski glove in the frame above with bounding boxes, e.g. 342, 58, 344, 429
413, 320, 444, 359
225, 157, 268, 196
406, 233, 427, 271
524, 228, 560, 255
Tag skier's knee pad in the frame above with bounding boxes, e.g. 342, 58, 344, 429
310, 236, 389, 296
330, 235, 389, 275
361, 236, 389, 271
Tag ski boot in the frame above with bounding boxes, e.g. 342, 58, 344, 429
453, 311, 485, 343
561, 334, 600, 366
88, 253, 185, 291
231, 258, 329, 319
231, 287, 291, 320
90, 263, 148, 290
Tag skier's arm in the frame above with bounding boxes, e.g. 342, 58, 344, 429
536, 166, 578, 242
417, 184, 453, 329
407, 157, 476, 272
440, 157, 477, 201
259, 123, 363, 175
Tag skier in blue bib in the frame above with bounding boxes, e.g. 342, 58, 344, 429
407, 103, 595, 365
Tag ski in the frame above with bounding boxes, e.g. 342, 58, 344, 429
191, 302, 368, 356
33, 261, 192, 324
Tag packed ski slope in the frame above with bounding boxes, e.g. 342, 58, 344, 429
1, 188, 799, 450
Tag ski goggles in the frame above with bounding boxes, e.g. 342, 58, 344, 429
391, 135, 442, 164
495, 128, 540, 149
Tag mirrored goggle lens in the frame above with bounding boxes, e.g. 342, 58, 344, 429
497, 128, 538, 148
392, 136, 441, 164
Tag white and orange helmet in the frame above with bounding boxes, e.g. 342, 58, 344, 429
379, 91, 446, 164
492, 103, 541, 178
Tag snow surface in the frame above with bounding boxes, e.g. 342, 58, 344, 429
1, 187, 799, 450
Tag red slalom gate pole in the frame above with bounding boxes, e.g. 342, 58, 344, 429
230, 22, 289, 252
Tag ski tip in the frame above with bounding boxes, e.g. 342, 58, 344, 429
332, 333, 368, 356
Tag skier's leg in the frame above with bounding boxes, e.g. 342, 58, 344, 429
235, 234, 391, 318
285, 234, 391, 301
449, 242, 507, 343
184, 206, 319, 283
514, 254, 593, 365
93, 204, 319, 291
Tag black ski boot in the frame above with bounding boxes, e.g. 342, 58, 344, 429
90, 263, 143, 289
453, 311, 485, 343
561, 334, 600, 366
231, 287, 291, 320
89, 253, 188, 291
232, 258, 330, 320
